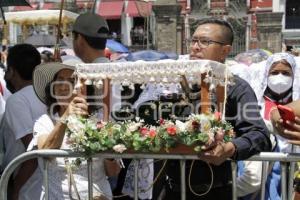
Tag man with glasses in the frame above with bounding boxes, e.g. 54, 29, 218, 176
163, 18, 271, 199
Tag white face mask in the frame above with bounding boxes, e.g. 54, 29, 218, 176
267, 73, 293, 94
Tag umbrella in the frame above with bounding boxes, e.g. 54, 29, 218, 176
0, 0, 31, 23
106, 39, 129, 53
24, 34, 66, 47
125, 50, 177, 61
234, 49, 272, 66
0, 0, 30, 7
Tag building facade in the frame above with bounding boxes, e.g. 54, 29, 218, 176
5, 0, 299, 54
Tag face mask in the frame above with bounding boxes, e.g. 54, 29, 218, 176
267, 73, 293, 94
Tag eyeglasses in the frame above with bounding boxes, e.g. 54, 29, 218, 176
187, 38, 225, 48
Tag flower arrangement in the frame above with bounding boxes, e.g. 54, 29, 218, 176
66, 113, 235, 155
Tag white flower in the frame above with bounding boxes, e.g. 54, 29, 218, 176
186, 120, 194, 133
67, 115, 85, 135
199, 115, 211, 132
113, 144, 127, 153
128, 122, 142, 132
175, 120, 186, 132
112, 124, 122, 131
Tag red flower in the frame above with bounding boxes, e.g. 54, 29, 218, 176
192, 121, 200, 131
167, 126, 177, 136
149, 129, 157, 138
140, 127, 149, 136
214, 112, 222, 121
96, 121, 105, 130
159, 118, 165, 125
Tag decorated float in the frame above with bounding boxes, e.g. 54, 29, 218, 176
65, 59, 236, 155
2, 9, 78, 44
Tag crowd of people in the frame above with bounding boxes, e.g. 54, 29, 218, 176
0, 12, 299, 200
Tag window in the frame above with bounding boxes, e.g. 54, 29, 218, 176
286, 0, 300, 29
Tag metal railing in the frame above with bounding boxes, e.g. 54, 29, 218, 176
0, 150, 299, 200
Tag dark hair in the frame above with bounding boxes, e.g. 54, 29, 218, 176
45, 73, 58, 114
197, 18, 234, 45
286, 46, 293, 52
41, 50, 54, 63
7, 44, 41, 80
73, 31, 107, 50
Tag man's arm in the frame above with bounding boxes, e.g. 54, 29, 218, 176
228, 77, 272, 160
199, 77, 272, 165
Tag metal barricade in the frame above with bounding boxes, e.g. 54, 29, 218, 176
0, 150, 299, 200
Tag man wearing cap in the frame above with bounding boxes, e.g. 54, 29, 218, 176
72, 12, 122, 190
72, 12, 110, 63
72, 12, 121, 109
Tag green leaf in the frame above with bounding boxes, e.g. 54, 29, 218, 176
197, 133, 209, 143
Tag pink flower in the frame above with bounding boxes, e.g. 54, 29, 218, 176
96, 121, 105, 130
140, 127, 149, 136
159, 118, 165, 125
167, 126, 177, 136
149, 129, 157, 138
214, 112, 222, 121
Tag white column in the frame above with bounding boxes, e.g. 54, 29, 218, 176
272, 0, 286, 31
184, 13, 190, 53
95, 0, 101, 13
150, 12, 156, 47
246, 14, 251, 51
9, 23, 20, 45
121, 0, 132, 46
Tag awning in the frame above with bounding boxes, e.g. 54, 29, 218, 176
126, 1, 152, 17
76, 0, 93, 9
13, 3, 37, 11
126, 1, 139, 17
98, 0, 124, 19
13, 3, 54, 11
285, 38, 300, 46
97, 0, 152, 19
41, 3, 54, 10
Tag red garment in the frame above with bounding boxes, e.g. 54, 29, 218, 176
0, 82, 3, 96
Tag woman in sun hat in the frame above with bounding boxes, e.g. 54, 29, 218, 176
30, 61, 119, 200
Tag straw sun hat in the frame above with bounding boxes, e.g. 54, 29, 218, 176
33, 62, 76, 104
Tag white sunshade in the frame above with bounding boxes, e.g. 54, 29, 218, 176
4, 10, 79, 25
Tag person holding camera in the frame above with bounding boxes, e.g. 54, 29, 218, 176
28, 61, 121, 200
238, 52, 300, 199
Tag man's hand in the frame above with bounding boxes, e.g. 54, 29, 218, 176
198, 142, 236, 166
278, 117, 300, 145
271, 108, 300, 145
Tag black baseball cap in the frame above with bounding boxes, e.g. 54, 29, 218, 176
73, 13, 110, 38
